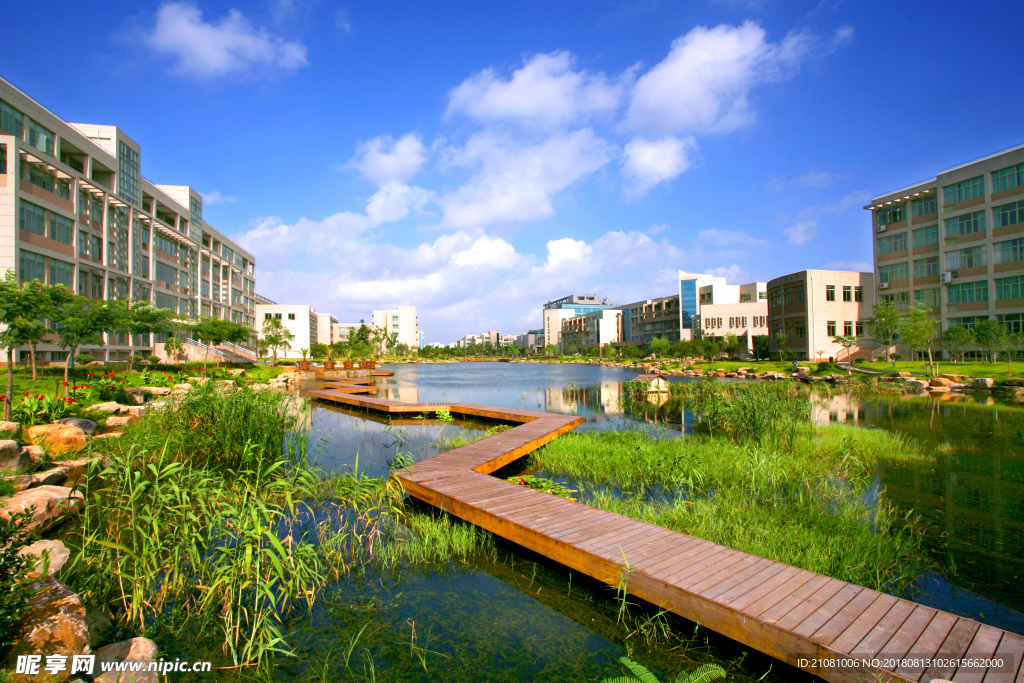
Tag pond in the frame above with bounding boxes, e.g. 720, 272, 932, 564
287, 361, 1024, 681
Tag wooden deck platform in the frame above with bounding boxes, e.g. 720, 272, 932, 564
307, 380, 1024, 683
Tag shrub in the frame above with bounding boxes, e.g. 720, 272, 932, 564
74, 354, 95, 365
0, 510, 35, 648
147, 355, 162, 364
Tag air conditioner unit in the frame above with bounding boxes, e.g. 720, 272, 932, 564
879, 282, 890, 290
876, 224, 887, 233
940, 271, 954, 284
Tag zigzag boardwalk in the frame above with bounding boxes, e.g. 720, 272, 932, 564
308, 379, 1024, 683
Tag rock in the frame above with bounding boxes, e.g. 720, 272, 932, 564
6, 466, 69, 491
23, 444, 45, 464
0, 420, 23, 439
227, 368, 245, 376
26, 425, 88, 457
19, 539, 71, 576
55, 418, 98, 434
929, 377, 952, 387
251, 383, 270, 392
905, 379, 928, 390
85, 605, 114, 648
90, 402, 128, 414
212, 379, 237, 392
1005, 378, 1024, 387
140, 386, 172, 396
172, 383, 193, 392
0, 485, 85, 534
928, 385, 951, 393
123, 406, 148, 419
52, 458, 95, 489
187, 376, 209, 386
0, 439, 31, 474
106, 416, 137, 427
93, 432, 122, 440
124, 389, 147, 405
2, 577, 89, 682
93, 638, 159, 683
973, 378, 995, 389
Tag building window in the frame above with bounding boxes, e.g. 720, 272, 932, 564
155, 261, 178, 285
50, 351, 68, 362
915, 288, 940, 308
992, 162, 1024, 193
795, 324, 806, 338
117, 141, 140, 207
92, 274, 104, 300
154, 233, 179, 257
855, 286, 864, 302
876, 204, 905, 227
739, 293, 751, 302
91, 236, 103, 261
914, 256, 940, 279
882, 291, 910, 309
825, 285, 835, 301
842, 285, 852, 302
912, 224, 938, 249
19, 200, 46, 235
912, 195, 937, 217
947, 281, 988, 304
827, 321, 836, 336
0, 100, 24, 138
877, 233, 908, 255
998, 313, 1023, 334
78, 230, 89, 256
993, 200, 1024, 229
288, 313, 295, 320
945, 211, 985, 237
758, 290, 767, 300
19, 249, 45, 282
154, 291, 178, 311
49, 258, 74, 288
856, 321, 864, 336
878, 262, 909, 284
943, 176, 984, 205
27, 119, 55, 155
793, 287, 805, 303
994, 238, 1024, 264
843, 321, 853, 336
995, 276, 1022, 301
49, 213, 73, 245
946, 246, 987, 270
0, 145, 5, 175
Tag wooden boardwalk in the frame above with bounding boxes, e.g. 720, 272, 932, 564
307, 380, 1024, 683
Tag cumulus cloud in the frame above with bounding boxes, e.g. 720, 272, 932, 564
203, 189, 235, 205
450, 235, 521, 269
783, 190, 868, 246
447, 52, 625, 129
697, 228, 768, 249
438, 129, 615, 227
704, 264, 750, 282
624, 21, 812, 135
621, 135, 696, 196
350, 134, 426, 184
147, 2, 307, 79
784, 221, 818, 246
365, 181, 432, 225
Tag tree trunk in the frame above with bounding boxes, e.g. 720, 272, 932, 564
30, 343, 37, 381
5, 347, 13, 422
927, 345, 935, 378
63, 346, 76, 399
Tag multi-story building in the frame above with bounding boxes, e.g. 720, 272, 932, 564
0, 75, 256, 363
766, 270, 874, 361
316, 313, 338, 346
255, 304, 319, 358
616, 295, 682, 347
499, 334, 517, 347
542, 294, 615, 350
866, 144, 1024, 347
560, 309, 622, 351
333, 322, 361, 344
516, 329, 544, 353
371, 305, 418, 350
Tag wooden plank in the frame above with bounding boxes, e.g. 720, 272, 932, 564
754, 573, 834, 622
980, 631, 1024, 683
727, 565, 808, 613
830, 595, 908, 655
951, 625, 1005, 683
845, 598, 916, 659
685, 554, 762, 595
919, 618, 981, 682
806, 590, 891, 646
706, 560, 788, 603
892, 611, 958, 680
784, 583, 863, 635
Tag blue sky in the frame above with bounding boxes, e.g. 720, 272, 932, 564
4, 0, 1022, 343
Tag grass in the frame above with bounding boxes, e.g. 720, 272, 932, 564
856, 359, 1024, 381
530, 384, 930, 595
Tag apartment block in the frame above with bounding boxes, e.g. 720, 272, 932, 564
542, 294, 615, 349
679, 272, 769, 351
766, 270, 874, 361
316, 313, 338, 345
371, 305, 418, 350
334, 322, 361, 344
560, 309, 622, 350
516, 329, 544, 353
0, 75, 255, 363
617, 295, 682, 347
866, 144, 1024, 343
256, 304, 318, 358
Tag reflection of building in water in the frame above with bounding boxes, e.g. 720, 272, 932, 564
601, 382, 623, 415
811, 393, 865, 425
377, 384, 420, 403
543, 382, 624, 416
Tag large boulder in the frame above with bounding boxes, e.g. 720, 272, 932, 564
6, 466, 69, 492
3, 577, 90, 683
106, 416, 137, 428
0, 439, 31, 474
93, 638, 159, 683
124, 390, 147, 406
90, 402, 128, 414
973, 378, 995, 389
227, 368, 246, 376
85, 606, 114, 648
929, 377, 952, 387
26, 425, 88, 457
139, 386, 172, 396
55, 418, 98, 435
0, 420, 23, 439
19, 539, 71, 577
1005, 378, 1024, 387
0, 485, 85, 534
172, 383, 193, 393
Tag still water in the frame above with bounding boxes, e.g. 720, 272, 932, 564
292, 361, 1024, 681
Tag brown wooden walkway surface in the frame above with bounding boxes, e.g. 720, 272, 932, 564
307, 380, 1024, 683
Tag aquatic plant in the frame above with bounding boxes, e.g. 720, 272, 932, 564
508, 473, 578, 500
600, 657, 726, 683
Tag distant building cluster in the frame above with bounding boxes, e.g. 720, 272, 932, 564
254, 302, 421, 359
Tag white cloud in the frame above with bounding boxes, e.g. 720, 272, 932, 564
203, 189, 236, 205
784, 220, 818, 246
438, 129, 615, 227
624, 21, 812, 135
451, 235, 521, 269
697, 228, 768, 249
364, 181, 432, 226
336, 9, 352, 33
621, 135, 696, 196
350, 134, 426, 184
770, 169, 845, 191
704, 264, 749, 282
447, 52, 625, 129
147, 2, 308, 80
823, 260, 872, 272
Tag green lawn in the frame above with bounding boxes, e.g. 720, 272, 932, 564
658, 359, 844, 377
855, 360, 1024, 381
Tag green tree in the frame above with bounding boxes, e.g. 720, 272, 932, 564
868, 300, 901, 368
1000, 332, 1022, 374
752, 334, 770, 362
164, 336, 184, 365
650, 336, 671, 357
0, 272, 55, 419
544, 343, 557, 356
973, 319, 1008, 364
53, 297, 128, 397
310, 343, 328, 360
261, 317, 293, 366
772, 330, 788, 362
832, 334, 858, 365
124, 301, 175, 371
897, 301, 938, 376
940, 325, 973, 363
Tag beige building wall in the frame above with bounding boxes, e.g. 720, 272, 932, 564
866, 144, 1024, 353
256, 304, 317, 358
316, 313, 338, 345
372, 305, 418, 349
767, 270, 875, 361
544, 308, 577, 350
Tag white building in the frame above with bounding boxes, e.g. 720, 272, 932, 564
560, 309, 622, 351
371, 305, 418, 350
316, 312, 338, 346
256, 304, 319, 358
